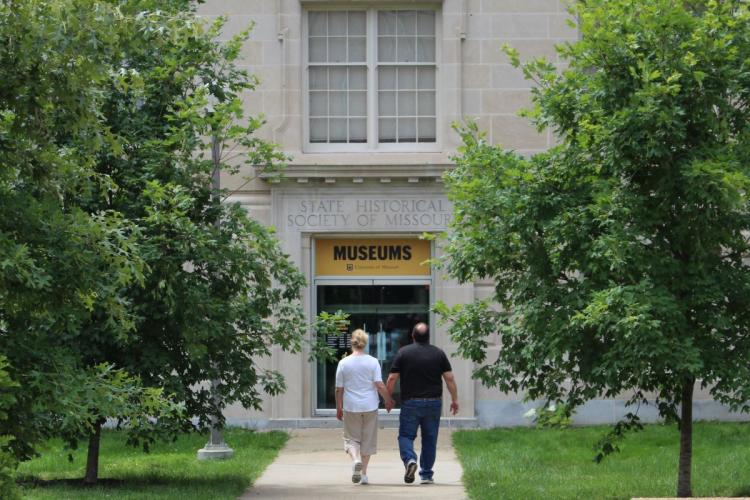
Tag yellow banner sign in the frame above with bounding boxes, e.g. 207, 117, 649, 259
316, 238, 431, 276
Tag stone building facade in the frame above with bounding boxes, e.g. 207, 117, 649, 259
197, 0, 744, 428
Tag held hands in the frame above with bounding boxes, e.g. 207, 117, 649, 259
450, 401, 459, 416
384, 397, 395, 413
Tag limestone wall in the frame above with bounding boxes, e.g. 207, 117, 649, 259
196, 0, 747, 428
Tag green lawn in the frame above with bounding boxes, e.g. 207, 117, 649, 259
17, 428, 287, 500
453, 421, 750, 500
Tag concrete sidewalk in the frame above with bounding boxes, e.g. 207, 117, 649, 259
240, 427, 467, 499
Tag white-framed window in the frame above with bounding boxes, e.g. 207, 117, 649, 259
304, 7, 439, 152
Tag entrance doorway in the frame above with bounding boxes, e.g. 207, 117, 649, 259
315, 281, 430, 412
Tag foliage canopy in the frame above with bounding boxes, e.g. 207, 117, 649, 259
440, 0, 750, 495
1, 0, 337, 484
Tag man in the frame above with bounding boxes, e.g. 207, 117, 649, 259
386, 322, 459, 485
336, 329, 394, 485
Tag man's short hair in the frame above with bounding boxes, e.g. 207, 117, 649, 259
412, 322, 429, 343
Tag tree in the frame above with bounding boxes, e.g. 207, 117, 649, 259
438, 1, 750, 496
71, 1, 338, 483
2, 0, 337, 485
0, 356, 20, 500
0, 0, 178, 466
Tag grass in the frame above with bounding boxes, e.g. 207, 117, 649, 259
16, 428, 287, 500
453, 421, 750, 500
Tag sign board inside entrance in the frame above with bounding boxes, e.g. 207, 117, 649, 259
315, 238, 430, 276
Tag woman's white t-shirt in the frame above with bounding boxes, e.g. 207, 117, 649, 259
335, 353, 382, 412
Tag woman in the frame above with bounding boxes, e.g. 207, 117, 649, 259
335, 329, 394, 485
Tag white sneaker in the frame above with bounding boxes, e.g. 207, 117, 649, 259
404, 459, 417, 484
352, 460, 363, 483
359, 474, 369, 485
420, 477, 434, 484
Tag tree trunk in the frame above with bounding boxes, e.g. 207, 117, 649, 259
676, 378, 694, 497
84, 420, 103, 485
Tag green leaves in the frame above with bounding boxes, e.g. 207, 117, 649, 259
1, 0, 151, 464
441, 0, 750, 479
309, 311, 351, 363
593, 413, 644, 463
0, 0, 305, 476
435, 300, 496, 366
73, 0, 305, 436
0, 358, 19, 499
32, 362, 183, 446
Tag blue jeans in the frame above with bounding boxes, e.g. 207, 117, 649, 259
398, 399, 441, 480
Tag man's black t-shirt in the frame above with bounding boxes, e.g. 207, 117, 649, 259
390, 342, 452, 400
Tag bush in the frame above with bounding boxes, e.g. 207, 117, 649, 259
0, 439, 19, 500
525, 403, 573, 429
0, 358, 19, 499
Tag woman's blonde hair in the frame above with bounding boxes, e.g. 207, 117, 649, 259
350, 329, 368, 350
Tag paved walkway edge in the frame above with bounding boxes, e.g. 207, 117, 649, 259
240, 427, 467, 499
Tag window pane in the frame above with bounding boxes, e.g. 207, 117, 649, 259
349, 67, 367, 90
378, 37, 396, 62
398, 118, 417, 142
378, 91, 396, 116
397, 37, 416, 62
398, 91, 416, 116
417, 11, 435, 36
329, 92, 347, 116
309, 38, 327, 62
330, 118, 347, 142
329, 68, 348, 90
349, 12, 366, 36
349, 92, 366, 116
378, 67, 397, 90
398, 67, 416, 90
307, 9, 437, 146
329, 12, 347, 36
417, 37, 435, 62
397, 11, 417, 36
310, 67, 328, 90
349, 37, 366, 62
329, 37, 347, 63
417, 67, 435, 90
350, 118, 366, 142
379, 118, 397, 142
310, 92, 328, 116
418, 118, 436, 142
418, 91, 436, 116
310, 118, 328, 142
378, 11, 397, 35
309, 12, 327, 36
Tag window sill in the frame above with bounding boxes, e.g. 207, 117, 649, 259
260, 153, 454, 181
287, 151, 453, 167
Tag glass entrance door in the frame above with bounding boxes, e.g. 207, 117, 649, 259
316, 283, 430, 411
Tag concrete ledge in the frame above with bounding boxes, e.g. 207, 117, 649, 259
228, 399, 750, 431
475, 399, 750, 428
226, 416, 478, 430
261, 162, 451, 180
